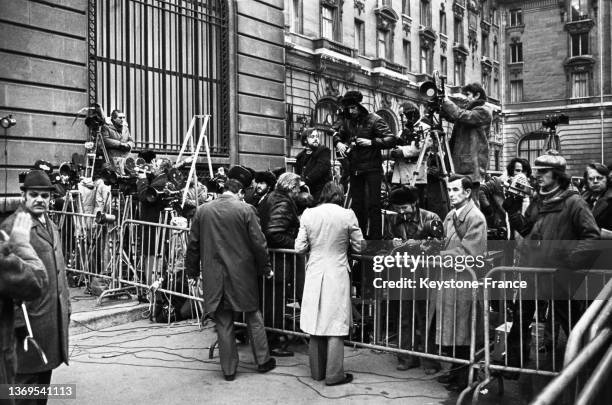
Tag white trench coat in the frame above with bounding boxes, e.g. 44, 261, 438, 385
295, 203, 364, 336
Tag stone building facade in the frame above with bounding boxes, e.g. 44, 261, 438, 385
284, 0, 504, 171
498, 0, 612, 174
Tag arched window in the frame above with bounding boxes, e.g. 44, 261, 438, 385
314, 98, 340, 129
376, 109, 398, 136
91, 0, 229, 154
518, 131, 548, 166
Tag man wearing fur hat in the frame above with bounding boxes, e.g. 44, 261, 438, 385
295, 128, 332, 202
245, 171, 276, 208
1, 171, 71, 401
441, 83, 492, 201
333, 90, 396, 239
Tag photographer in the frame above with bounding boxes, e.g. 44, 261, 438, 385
101, 109, 135, 175
333, 90, 396, 239
441, 83, 492, 202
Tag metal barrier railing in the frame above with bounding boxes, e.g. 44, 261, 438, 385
530, 277, 612, 405
49, 210, 116, 285
467, 266, 612, 405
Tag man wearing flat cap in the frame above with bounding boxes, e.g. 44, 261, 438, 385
503, 150, 600, 368
333, 90, 396, 239
1, 170, 71, 401
185, 167, 276, 381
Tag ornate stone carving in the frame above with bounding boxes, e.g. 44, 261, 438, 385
354, 0, 365, 15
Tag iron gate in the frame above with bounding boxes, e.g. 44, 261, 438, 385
88, 0, 229, 155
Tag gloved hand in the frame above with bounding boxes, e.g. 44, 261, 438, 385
502, 194, 524, 214
119, 142, 131, 152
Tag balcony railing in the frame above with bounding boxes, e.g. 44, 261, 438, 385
313, 38, 355, 58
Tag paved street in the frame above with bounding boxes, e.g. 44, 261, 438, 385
44, 317, 528, 405
48, 319, 457, 405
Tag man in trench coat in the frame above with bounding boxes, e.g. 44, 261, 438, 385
185, 175, 277, 381
1, 170, 71, 404
434, 174, 487, 391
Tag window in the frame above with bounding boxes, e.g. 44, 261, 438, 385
571, 32, 589, 56
454, 18, 464, 44
402, 0, 410, 15
454, 60, 465, 85
95, 0, 229, 153
510, 79, 523, 103
376, 109, 397, 136
571, 72, 589, 98
482, 71, 490, 94
482, 0, 491, 22
518, 132, 547, 165
420, 0, 432, 27
493, 39, 499, 60
510, 42, 523, 63
287, 0, 303, 34
420, 47, 428, 74
378, 30, 393, 60
494, 150, 500, 171
482, 33, 488, 56
378, 31, 387, 60
355, 20, 365, 55
570, 0, 589, 21
509, 9, 523, 26
440, 9, 447, 35
493, 75, 499, 99
440, 55, 447, 76
315, 98, 340, 128
492, 8, 499, 25
403, 40, 412, 71
321, 6, 334, 40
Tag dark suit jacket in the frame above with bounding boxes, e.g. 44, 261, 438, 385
295, 145, 332, 200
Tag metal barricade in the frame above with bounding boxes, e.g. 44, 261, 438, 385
260, 248, 483, 393
469, 266, 612, 405
50, 210, 116, 285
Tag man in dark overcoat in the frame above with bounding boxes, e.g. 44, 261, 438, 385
1, 170, 71, 403
185, 172, 276, 381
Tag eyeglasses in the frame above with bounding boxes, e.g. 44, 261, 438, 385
28, 191, 50, 199
307, 133, 319, 139
588, 176, 605, 182
535, 168, 551, 174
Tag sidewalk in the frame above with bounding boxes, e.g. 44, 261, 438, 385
51, 319, 457, 405
48, 288, 523, 404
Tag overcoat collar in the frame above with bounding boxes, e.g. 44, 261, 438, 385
17, 205, 54, 245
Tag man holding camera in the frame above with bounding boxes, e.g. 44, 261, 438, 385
1, 171, 71, 402
101, 109, 135, 175
333, 90, 396, 240
441, 83, 492, 202
502, 151, 600, 368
